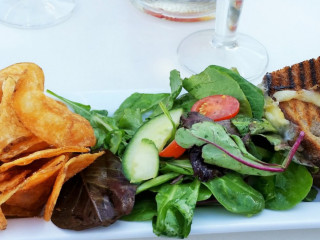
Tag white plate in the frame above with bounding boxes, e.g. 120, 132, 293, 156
1, 90, 320, 240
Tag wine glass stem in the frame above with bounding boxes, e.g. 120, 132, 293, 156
213, 0, 243, 48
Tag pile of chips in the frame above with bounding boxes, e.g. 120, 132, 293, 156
0, 63, 103, 230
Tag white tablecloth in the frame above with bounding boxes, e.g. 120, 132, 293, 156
0, 0, 319, 239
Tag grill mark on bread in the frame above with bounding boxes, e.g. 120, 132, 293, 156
309, 59, 317, 85
291, 63, 302, 90
314, 57, 320, 90
264, 57, 320, 96
287, 66, 295, 90
264, 67, 296, 95
299, 62, 306, 89
265, 73, 272, 96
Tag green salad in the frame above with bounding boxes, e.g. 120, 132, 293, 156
48, 65, 317, 238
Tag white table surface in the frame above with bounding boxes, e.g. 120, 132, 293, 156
1, 0, 320, 239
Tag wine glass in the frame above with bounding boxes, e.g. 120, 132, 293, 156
177, 0, 268, 82
0, 0, 77, 29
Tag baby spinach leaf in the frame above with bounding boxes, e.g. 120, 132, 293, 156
51, 150, 136, 230
204, 172, 265, 215
113, 70, 183, 122
113, 92, 170, 120
172, 93, 197, 112
117, 108, 143, 135
121, 198, 157, 221
153, 179, 200, 238
212, 65, 265, 119
252, 152, 313, 210
182, 65, 253, 117
197, 184, 213, 201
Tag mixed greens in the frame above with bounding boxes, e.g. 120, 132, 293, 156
49, 65, 317, 238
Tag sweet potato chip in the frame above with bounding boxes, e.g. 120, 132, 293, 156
5, 155, 66, 215
0, 207, 6, 230
0, 146, 89, 173
0, 77, 36, 155
43, 151, 104, 221
12, 70, 96, 148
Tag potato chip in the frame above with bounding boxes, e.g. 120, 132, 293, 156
0, 62, 101, 229
64, 151, 105, 182
0, 77, 36, 156
12, 70, 96, 148
0, 146, 89, 173
20, 141, 51, 155
4, 155, 66, 215
43, 163, 66, 221
0, 207, 7, 230
43, 151, 104, 221
0, 62, 44, 100
0, 168, 31, 206
1, 204, 39, 218
0, 177, 26, 206
0, 137, 44, 162
0, 169, 30, 193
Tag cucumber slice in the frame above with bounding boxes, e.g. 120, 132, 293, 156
122, 108, 183, 183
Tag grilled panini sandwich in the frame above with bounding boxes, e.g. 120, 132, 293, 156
263, 57, 320, 168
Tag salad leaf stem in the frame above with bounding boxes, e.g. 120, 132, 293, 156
281, 131, 305, 169
190, 131, 305, 173
159, 102, 176, 142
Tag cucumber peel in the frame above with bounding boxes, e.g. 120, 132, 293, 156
122, 108, 183, 183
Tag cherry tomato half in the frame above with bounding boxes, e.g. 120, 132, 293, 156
159, 140, 186, 159
191, 95, 240, 121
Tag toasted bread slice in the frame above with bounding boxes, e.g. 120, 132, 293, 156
263, 57, 320, 167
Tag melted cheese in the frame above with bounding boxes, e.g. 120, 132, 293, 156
273, 89, 320, 107
264, 96, 290, 130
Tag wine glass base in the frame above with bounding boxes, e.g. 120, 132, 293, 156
0, 0, 77, 29
177, 29, 269, 82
